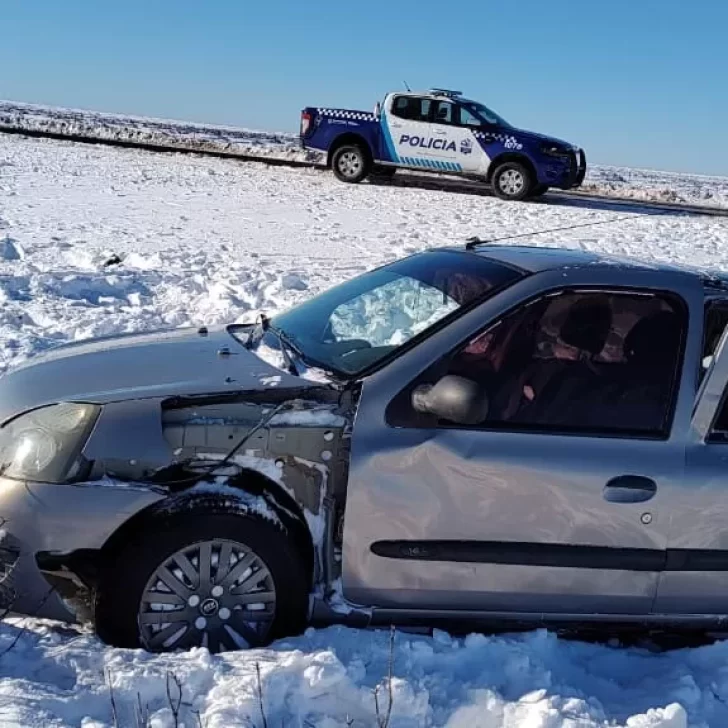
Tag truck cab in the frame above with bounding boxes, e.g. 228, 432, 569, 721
300, 89, 586, 201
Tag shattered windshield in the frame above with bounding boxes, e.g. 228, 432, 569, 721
265, 250, 522, 377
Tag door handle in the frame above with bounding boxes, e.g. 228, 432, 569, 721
603, 475, 657, 504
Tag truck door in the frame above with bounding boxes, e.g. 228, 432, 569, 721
382, 95, 440, 169
428, 100, 491, 175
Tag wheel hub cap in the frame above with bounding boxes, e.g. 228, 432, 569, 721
499, 169, 525, 196
199, 597, 219, 616
338, 152, 362, 178
138, 539, 277, 653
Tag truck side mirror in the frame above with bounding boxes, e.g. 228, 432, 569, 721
412, 375, 489, 425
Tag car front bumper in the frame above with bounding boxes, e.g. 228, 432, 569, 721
542, 148, 587, 190
0, 477, 165, 623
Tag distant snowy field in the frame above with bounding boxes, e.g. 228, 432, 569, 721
2, 131, 728, 727
2, 99, 727, 210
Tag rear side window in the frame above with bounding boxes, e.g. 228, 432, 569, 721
391, 96, 431, 122
701, 300, 728, 383
712, 400, 728, 438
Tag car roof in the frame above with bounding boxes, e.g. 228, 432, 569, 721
438, 243, 728, 291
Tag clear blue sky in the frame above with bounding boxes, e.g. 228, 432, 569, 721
3, 0, 727, 175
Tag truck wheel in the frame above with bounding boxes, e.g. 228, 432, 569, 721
332, 145, 370, 184
95, 509, 309, 653
492, 161, 533, 201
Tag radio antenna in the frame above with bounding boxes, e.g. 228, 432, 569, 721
403, 80, 412, 92
464, 211, 661, 249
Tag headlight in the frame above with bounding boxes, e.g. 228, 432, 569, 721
540, 144, 570, 158
0, 403, 100, 483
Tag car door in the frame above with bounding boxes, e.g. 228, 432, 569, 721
653, 307, 728, 616
341, 269, 697, 618
383, 95, 439, 169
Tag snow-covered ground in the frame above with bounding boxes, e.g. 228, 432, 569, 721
3, 99, 727, 210
2, 131, 728, 727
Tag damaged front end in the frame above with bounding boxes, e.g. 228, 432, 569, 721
38, 383, 358, 625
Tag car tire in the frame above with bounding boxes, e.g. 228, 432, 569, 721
95, 507, 309, 653
331, 144, 370, 184
491, 161, 534, 201
530, 184, 549, 198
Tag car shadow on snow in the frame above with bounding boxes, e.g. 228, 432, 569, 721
365, 170, 708, 219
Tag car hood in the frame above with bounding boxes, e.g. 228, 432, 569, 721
510, 127, 575, 149
0, 325, 314, 423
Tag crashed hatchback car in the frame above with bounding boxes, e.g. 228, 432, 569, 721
4, 243, 728, 653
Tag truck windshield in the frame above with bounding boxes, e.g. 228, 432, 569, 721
464, 101, 511, 128
267, 251, 523, 377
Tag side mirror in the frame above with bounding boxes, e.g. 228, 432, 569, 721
412, 375, 489, 425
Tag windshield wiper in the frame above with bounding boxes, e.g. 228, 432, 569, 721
267, 323, 301, 377
246, 313, 300, 376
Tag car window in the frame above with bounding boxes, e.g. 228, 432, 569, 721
329, 277, 459, 347
391, 96, 432, 122
433, 101, 455, 125
459, 105, 484, 127
269, 250, 523, 378
701, 300, 728, 381
388, 290, 687, 438
711, 393, 728, 438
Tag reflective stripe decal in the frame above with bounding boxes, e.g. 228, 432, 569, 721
399, 157, 462, 172
380, 110, 399, 164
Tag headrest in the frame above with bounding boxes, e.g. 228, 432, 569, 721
559, 297, 612, 355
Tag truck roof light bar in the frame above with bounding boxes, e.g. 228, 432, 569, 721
429, 88, 463, 98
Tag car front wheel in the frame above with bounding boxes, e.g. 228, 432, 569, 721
95, 509, 309, 653
491, 161, 533, 201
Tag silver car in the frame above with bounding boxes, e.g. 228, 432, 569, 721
3, 242, 728, 654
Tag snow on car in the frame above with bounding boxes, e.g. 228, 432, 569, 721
300, 88, 586, 201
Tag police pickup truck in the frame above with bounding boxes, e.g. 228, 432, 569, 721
300, 89, 586, 201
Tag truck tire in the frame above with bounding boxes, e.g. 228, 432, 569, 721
95, 509, 309, 653
491, 161, 534, 201
332, 144, 370, 184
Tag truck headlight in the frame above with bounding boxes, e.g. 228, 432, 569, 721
541, 144, 570, 158
0, 403, 100, 483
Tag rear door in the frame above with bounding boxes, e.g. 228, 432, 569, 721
341, 268, 698, 618
654, 302, 728, 615
383, 95, 437, 169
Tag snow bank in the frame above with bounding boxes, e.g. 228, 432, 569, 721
2, 100, 726, 209
0, 99, 323, 165
581, 166, 728, 211
2, 621, 724, 727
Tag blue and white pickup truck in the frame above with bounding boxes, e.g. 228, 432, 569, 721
300, 89, 586, 201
